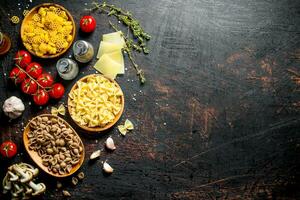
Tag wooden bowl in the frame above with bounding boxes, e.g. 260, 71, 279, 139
23, 114, 85, 178
68, 74, 125, 132
20, 3, 76, 58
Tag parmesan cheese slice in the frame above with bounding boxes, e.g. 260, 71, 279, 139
93, 54, 122, 79
103, 31, 126, 47
106, 50, 124, 74
97, 41, 123, 59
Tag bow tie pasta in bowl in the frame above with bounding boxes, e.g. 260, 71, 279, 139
21, 3, 75, 58
68, 74, 125, 132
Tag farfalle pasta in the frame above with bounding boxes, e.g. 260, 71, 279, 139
22, 5, 73, 56
68, 75, 123, 128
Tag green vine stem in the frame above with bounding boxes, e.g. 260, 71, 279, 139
15, 64, 51, 92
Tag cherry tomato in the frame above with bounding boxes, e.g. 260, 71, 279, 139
0, 141, 17, 158
49, 83, 65, 99
26, 62, 43, 79
37, 73, 54, 87
21, 78, 38, 95
14, 50, 32, 69
9, 67, 27, 84
80, 15, 96, 33
33, 89, 49, 105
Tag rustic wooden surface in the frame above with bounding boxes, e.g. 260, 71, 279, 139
0, 0, 300, 199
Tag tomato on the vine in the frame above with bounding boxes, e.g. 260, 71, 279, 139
9, 67, 27, 84
80, 15, 96, 33
37, 73, 54, 87
33, 89, 49, 105
14, 50, 32, 69
21, 78, 38, 95
26, 62, 43, 79
49, 83, 65, 99
0, 141, 17, 158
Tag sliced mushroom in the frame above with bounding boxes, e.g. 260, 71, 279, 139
2, 173, 12, 193
18, 163, 39, 177
12, 165, 33, 183
24, 184, 33, 195
28, 181, 46, 196
7, 171, 19, 182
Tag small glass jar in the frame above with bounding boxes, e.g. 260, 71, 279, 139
56, 58, 79, 80
0, 32, 11, 55
73, 40, 94, 63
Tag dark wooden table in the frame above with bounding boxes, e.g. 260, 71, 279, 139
0, 0, 299, 199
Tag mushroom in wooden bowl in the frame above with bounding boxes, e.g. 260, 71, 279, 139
68, 74, 125, 132
20, 3, 76, 58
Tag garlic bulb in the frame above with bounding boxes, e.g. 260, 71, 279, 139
3, 96, 25, 119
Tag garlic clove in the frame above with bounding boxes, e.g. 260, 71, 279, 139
105, 137, 116, 150
103, 161, 113, 174
90, 150, 101, 160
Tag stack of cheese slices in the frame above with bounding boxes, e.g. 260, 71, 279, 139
94, 31, 126, 79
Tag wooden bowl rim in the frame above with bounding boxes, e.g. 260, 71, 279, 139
23, 114, 85, 178
67, 74, 125, 132
20, 3, 76, 58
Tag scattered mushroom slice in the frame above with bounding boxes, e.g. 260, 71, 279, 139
71, 177, 78, 186
103, 161, 114, 174
62, 190, 71, 197
28, 181, 46, 196
77, 172, 85, 180
105, 137, 116, 150
90, 150, 101, 160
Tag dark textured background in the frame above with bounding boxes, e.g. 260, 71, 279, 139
0, 0, 300, 199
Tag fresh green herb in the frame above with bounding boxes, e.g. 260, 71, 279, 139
109, 21, 146, 84
86, 1, 151, 84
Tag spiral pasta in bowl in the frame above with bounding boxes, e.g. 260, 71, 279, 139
20, 3, 76, 58
23, 114, 85, 177
68, 74, 125, 132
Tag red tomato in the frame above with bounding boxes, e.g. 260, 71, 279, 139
33, 89, 49, 105
49, 83, 65, 99
21, 78, 38, 94
0, 141, 17, 158
37, 73, 54, 87
26, 62, 43, 79
9, 67, 27, 84
14, 50, 32, 69
80, 15, 96, 33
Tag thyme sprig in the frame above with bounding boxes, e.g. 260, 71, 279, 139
109, 21, 146, 84
86, 1, 151, 84
86, 1, 151, 54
